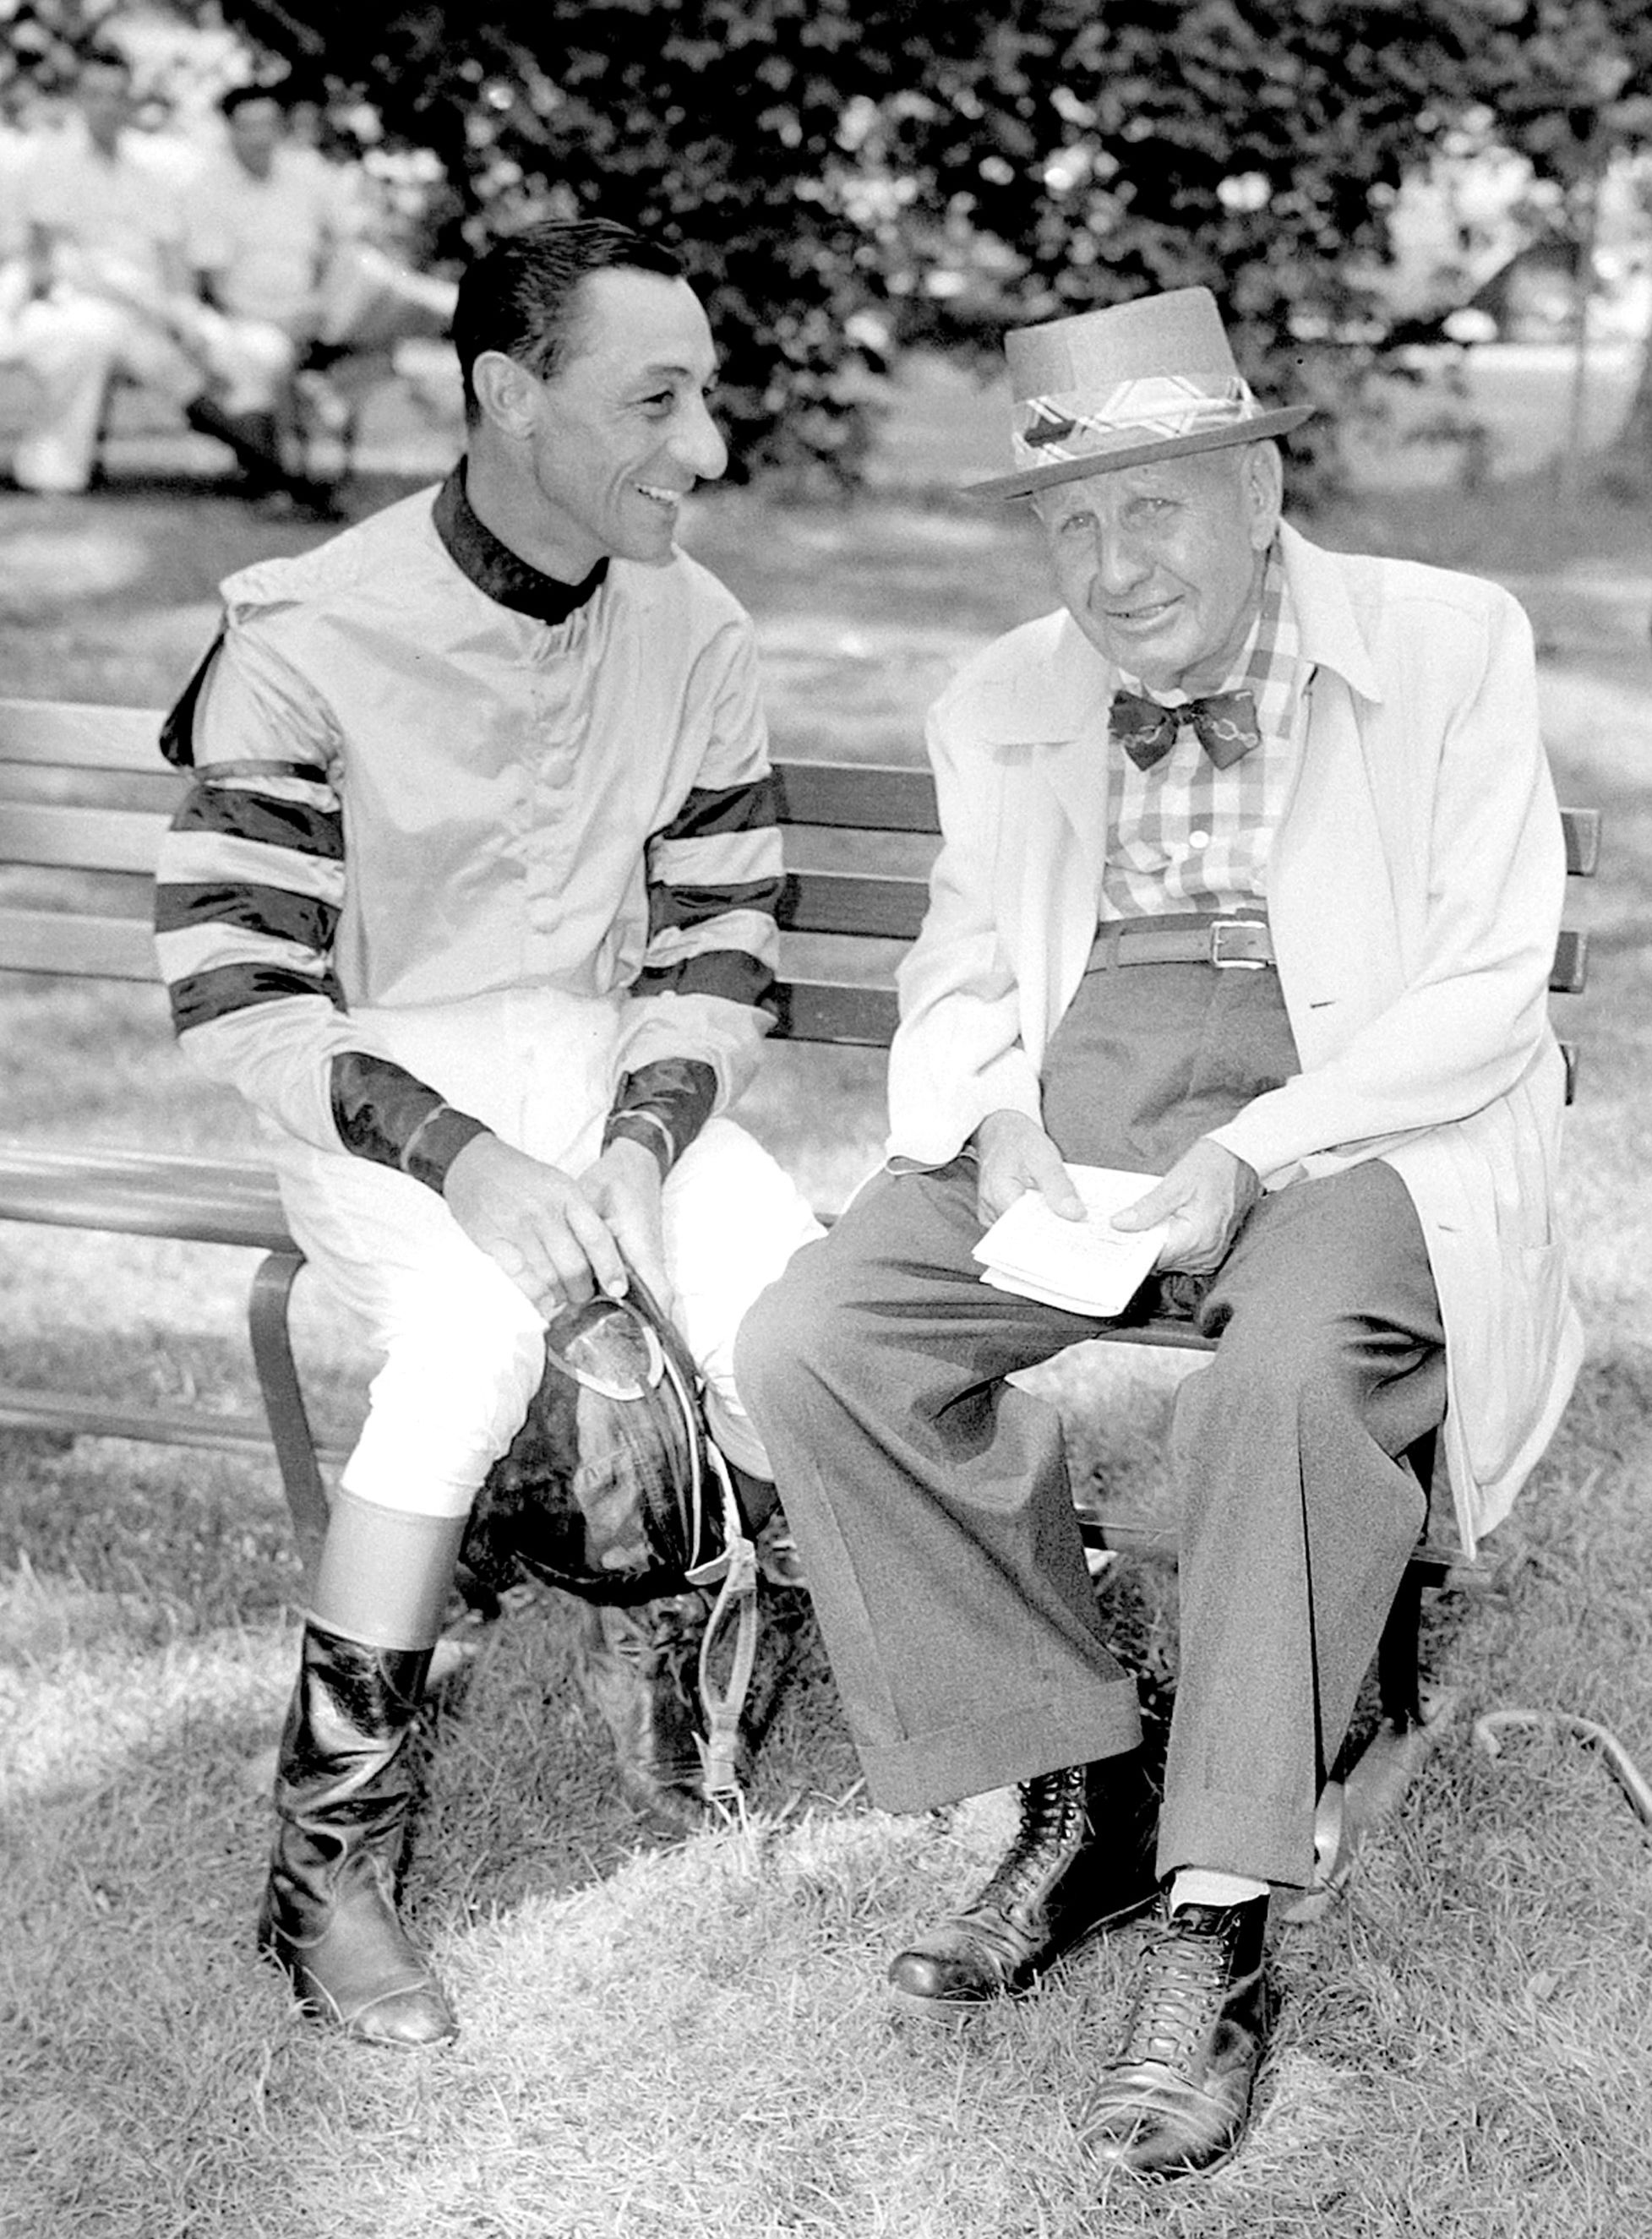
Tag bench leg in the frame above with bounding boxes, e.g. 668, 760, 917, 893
248, 1250, 332, 1560
1376, 1426, 1441, 1732
1377, 1562, 1426, 1732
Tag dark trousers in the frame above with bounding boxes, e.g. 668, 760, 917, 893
734, 945, 1448, 1888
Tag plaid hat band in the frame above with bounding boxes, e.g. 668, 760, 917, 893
1017, 373, 1265, 477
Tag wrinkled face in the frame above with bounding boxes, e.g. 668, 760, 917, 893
518, 267, 728, 576
226, 98, 285, 179
1032, 444, 1283, 695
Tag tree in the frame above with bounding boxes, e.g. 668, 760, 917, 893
204, 0, 1518, 489
1465, 0, 1652, 483
16, 0, 1648, 488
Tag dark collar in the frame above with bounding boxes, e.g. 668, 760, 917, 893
433, 462, 608, 625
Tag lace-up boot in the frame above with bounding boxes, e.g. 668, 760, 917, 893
888, 1750, 1159, 2018
575, 1591, 713, 1837
1078, 1893, 1273, 2178
258, 1622, 457, 2048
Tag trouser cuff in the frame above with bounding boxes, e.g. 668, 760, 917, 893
1157, 1780, 1319, 1892
855, 1682, 1142, 1817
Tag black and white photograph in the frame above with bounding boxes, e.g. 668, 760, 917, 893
2, 4, 1647, 2234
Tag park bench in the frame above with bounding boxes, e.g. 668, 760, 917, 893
0, 694, 1598, 1892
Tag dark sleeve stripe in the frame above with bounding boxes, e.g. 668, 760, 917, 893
653, 772, 778, 842
171, 785, 343, 859
154, 880, 341, 950
634, 951, 777, 1017
169, 961, 346, 1035
159, 630, 225, 770
648, 873, 784, 935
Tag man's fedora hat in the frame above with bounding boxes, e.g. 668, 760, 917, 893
970, 286, 1312, 501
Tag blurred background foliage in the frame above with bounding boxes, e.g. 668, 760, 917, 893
3, 0, 1652, 488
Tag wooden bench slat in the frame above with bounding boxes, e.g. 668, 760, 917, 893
773, 760, 940, 834
0, 1143, 294, 1250
0, 907, 161, 978
4, 802, 168, 875
1551, 927, 1588, 994
779, 869, 931, 940
771, 978, 901, 1045
1563, 806, 1600, 878
0, 903, 1593, 1022
0, 701, 165, 770
0, 1385, 351, 1465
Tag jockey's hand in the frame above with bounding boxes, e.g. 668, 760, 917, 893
442, 1133, 630, 1317
1110, 1137, 1260, 1274
579, 1136, 676, 1326
970, 1109, 1085, 1228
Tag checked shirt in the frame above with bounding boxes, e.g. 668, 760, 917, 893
1099, 547, 1311, 923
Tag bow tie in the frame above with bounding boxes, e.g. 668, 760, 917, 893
1110, 689, 1262, 771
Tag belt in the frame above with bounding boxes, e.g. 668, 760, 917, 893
1102, 915, 1274, 970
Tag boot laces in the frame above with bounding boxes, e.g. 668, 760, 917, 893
1119, 1918, 1231, 2070
966, 1766, 1087, 1919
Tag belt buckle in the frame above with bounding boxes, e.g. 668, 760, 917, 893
1209, 918, 1269, 969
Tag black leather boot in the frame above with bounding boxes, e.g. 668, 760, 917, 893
1078, 1893, 1274, 2179
257, 1621, 458, 2047
575, 1591, 713, 1838
888, 1751, 1159, 2018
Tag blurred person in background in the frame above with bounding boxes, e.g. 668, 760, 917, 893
5, 45, 330, 507
186, 80, 458, 465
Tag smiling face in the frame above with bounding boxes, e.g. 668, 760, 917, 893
1032, 443, 1283, 695
488, 266, 728, 580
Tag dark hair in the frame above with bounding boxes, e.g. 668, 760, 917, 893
220, 82, 289, 119
76, 44, 131, 81
453, 220, 684, 427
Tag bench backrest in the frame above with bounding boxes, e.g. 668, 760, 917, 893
0, 699, 1598, 1082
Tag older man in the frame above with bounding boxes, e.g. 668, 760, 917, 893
153, 220, 819, 2047
734, 287, 1579, 2179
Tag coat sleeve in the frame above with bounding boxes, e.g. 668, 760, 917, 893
613, 614, 782, 1114
151, 617, 408, 1155
1208, 586, 1566, 1184
885, 699, 1044, 1165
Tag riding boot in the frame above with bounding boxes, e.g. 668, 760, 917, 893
575, 1591, 713, 1838
184, 394, 285, 488
257, 1494, 466, 2046
184, 394, 339, 513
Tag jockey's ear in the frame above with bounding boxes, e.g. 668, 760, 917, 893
470, 350, 543, 443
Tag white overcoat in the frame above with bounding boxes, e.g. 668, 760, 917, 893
887, 521, 1584, 1550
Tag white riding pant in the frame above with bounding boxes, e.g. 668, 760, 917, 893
188, 308, 296, 417
266, 988, 822, 1518
5, 288, 293, 489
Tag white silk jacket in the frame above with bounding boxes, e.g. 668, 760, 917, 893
888, 521, 1584, 1549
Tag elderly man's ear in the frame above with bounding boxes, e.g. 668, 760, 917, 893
1241, 440, 1284, 549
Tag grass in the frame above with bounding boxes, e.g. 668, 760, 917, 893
3, 436, 1652, 2237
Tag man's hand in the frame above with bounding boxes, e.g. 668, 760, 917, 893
579, 1136, 675, 1324
971, 1109, 1085, 1227
1110, 1138, 1261, 1274
442, 1133, 631, 1317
